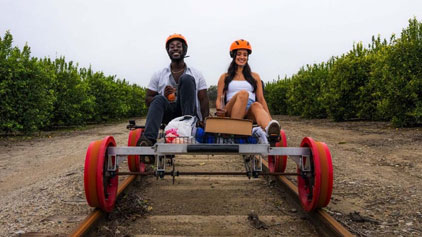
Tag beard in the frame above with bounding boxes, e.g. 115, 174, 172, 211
169, 55, 183, 62
167, 46, 187, 61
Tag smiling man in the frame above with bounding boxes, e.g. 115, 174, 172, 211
138, 33, 209, 147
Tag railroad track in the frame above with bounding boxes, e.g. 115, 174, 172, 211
69, 175, 136, 237
70, 156, 353, 237
260, 159, 353, 237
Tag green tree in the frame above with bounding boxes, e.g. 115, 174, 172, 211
207, 85, 217, 108
0, 31, 55, 133
379, 18, 422, 126
265, 76, 290, 115
50, 57, 94, 126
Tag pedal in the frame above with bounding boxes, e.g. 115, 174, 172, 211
127, 120, 136, 130
155, 155, 166, 179
268, 135, 280, 145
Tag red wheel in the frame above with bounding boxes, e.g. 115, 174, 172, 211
275, 130, 287, 172
297, 138, 333, 211
127, 128, 145, 172
97, 136, 118, 212
268, 129, 288, 173
83, 136, 118, 212
315, 142, 333, 208
297, 137, 321, 212
84, 140, 102, 208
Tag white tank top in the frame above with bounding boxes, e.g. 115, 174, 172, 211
226, 80, 256, 102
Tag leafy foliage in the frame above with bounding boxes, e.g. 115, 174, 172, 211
207, 85, 217, 108
0, 31, 146, 134
378, 18, 422, 126
0, 33, 55, 133
324, 44, 374, 121
50, 57, 94, 126
264, 76, 290, 115
265, 18, 422, 127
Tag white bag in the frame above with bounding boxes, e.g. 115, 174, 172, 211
164, 115, 198, 137
252, 127, 268, 144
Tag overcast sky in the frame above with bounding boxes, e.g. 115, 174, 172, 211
1, 0, 421, 87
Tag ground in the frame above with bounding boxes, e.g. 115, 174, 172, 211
0, 115, 421, 236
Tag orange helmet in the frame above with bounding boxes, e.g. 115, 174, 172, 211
230, 39, 252, 58
165, 33, 188, 49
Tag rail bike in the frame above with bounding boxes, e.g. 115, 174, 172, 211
83, 119, 333, 213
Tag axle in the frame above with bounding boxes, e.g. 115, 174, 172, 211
116, 171, 299, 176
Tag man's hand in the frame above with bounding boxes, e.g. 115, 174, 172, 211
164, 86, 176, 98
215, 108, 226, 117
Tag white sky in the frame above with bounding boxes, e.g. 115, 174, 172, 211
1, 0, 421, 87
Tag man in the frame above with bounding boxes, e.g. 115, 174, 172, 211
138, 33, 209, 146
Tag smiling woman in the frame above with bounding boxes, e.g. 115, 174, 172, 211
215, 39, 280, 137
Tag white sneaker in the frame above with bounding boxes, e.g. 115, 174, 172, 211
265, 120, 280, 136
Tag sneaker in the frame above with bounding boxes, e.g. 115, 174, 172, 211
136, 137, 153, 147
265, 120, 280, 137
136, 137, 155, 164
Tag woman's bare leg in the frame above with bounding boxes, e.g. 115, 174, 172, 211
225, 90, 249, 119
246, 102, 272, 129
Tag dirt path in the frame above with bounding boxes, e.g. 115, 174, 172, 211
273, 115, 422, 236
0, 116, 421, 236
0, 120, 140, 236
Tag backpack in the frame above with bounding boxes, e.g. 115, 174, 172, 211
164, 115, 198, 142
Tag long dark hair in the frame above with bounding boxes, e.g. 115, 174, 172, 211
223, 55, 257, 94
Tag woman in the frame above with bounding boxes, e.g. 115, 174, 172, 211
215, 39, 280, 136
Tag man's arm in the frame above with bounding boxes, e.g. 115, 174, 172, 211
145, 89, 158, 107
198, 89, 209, 120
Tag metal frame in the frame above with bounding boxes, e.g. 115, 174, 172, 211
107, 144, 311, 178
108, 144, 310, 156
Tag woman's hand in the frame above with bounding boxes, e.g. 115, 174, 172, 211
215, 108, 226, 117
198, 120, 206, 128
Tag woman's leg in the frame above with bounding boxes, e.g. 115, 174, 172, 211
225, 90, 249, 119
246, 102, 272, 128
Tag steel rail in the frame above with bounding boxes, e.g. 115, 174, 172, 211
69, 175, 136, 237
261, 159, 354, 237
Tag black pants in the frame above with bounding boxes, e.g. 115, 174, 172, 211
143, 74, 196, 143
